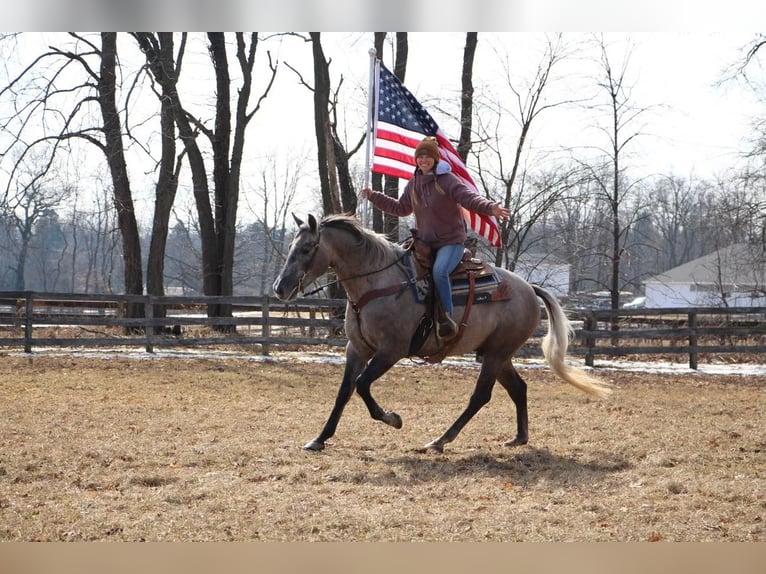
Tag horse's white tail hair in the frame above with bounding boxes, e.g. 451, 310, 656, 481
534, 286, 612, 399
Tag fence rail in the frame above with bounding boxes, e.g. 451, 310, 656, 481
574, 306, 766, 368
1, 291, 765, 369
0, 291, 347, 355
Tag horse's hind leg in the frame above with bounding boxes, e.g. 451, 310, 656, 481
422, 359, 500, 453
496, 362, 528, 446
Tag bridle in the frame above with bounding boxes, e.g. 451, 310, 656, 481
291, 225, 425, 352
299, 230, 414, 298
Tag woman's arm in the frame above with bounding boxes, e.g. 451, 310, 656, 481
361, 185, 414, 217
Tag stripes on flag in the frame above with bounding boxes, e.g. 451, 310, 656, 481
370, 61, 501, 247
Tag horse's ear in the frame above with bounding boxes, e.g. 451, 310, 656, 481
292, 213, 304, 228
308, 214, 317, 232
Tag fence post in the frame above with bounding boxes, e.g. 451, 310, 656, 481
688, 311, 698, 370
261, 296, 270, 357
24, 292, 33, 354
584, 313, 595, 367
144, 296, 154, 353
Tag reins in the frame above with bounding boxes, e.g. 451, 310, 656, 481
300, 240, 413, 298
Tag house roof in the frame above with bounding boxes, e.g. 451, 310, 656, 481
645, 243, 766, 286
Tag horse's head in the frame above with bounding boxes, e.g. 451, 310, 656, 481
273, 214, 330, 301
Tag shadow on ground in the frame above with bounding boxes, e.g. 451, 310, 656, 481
331, 446, 632, 487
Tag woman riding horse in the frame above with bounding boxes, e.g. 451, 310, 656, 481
362, 136, 510, 339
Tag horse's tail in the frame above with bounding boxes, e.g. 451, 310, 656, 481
534, 285, 612, 399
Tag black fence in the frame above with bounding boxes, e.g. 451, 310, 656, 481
0, 291, 347, 355
1, 291, 765, 369
576, 306, 766, 369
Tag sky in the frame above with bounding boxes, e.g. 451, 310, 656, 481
2, 29, 765, 219
249, 32, 764, 189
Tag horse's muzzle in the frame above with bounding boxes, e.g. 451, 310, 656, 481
272, 275, 300, 301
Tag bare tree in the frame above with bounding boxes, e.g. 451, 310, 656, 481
582, 35, 654, 311
2, 160, 68, 290
298, 32, 365, 220
473, 34, 582, 267
164, 210, 204, 295
240, 153, 307, 294
131, 33, 185, 311
501, 162, 586, 270
457, 33, 478, 164
543, 177, 602, 293
648, 174, 708, 270
308, 32, 342, 216
0, 33, 144, 316
133, 32, 277, 324
726, 34, 766, 237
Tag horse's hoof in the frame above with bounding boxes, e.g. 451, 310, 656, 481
303, 439, 325, 452
503, 436, 528, 447
383, 411, 402, 429
422, 440, 444, 453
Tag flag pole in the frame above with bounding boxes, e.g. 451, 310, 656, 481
361, 47, 377, 228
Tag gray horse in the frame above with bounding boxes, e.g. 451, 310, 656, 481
273, 213, 611, 452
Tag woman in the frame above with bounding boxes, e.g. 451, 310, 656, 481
362, 136, 510, 339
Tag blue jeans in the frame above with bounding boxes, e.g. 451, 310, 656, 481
432, 243, 465, 316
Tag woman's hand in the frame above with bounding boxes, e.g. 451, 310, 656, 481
491, 203, 510, 220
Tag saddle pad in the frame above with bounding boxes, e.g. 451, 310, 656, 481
451, 271, 499, 296
454, 275, 513, 306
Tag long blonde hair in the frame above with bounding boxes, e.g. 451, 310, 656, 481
411, 170, 446, 206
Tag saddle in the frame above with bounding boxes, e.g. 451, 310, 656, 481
403, 230, 512, 360
405, 231, 507, 299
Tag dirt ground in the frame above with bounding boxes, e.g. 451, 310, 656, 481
0, 351, 763, 542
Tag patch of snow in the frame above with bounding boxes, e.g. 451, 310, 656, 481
9, 346, 766, 377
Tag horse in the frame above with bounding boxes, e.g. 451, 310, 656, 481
272, 213, 611, 453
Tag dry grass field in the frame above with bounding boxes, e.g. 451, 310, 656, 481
0, 351, 763, 542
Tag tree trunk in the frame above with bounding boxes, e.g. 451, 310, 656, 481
310, 33, 341, 215
217, 32, 258, 326
457, 33, 477, 163
14, 223, 31, 291
309, 32, 346, 310
145, 33, 182, 331
208, 32, 234, 323
133, 33, 217, 304
99, 33, 144, 322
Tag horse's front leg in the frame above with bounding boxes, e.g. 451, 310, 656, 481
354, 352, 402, 430
303, 343, 368, 451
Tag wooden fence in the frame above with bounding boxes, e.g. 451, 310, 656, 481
576, 306, 766, 368
0, 291, 347, 356
1, 291, 765, 369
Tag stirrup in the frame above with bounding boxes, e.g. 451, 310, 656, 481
437, 316, 458, 338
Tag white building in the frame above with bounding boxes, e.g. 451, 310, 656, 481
644, 243, 766, 308
514, 253, 570, 299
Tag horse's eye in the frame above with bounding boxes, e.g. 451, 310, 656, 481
300, 242, 317, 255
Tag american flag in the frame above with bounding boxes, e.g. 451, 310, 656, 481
370, 61, 501, 247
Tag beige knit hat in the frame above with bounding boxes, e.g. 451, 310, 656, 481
414, 136, 440, 163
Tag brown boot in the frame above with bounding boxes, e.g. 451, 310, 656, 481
437, 314, 458, 338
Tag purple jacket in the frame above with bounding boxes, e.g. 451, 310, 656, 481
366, 161, 497, 248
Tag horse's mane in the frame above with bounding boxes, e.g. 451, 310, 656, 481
319, 213, 403, 267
